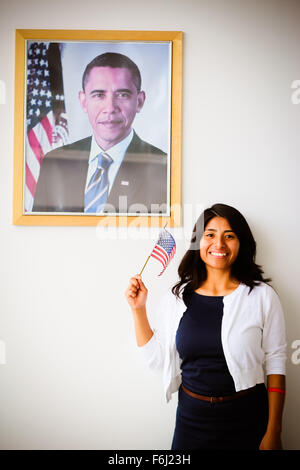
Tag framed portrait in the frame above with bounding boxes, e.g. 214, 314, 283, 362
13, 29, 182, 226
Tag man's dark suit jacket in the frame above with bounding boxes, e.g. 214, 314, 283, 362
32, 132, 168, 213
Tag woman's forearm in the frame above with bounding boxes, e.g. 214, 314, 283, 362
266, 374, 286, 434
259, 374, 286, 449
132, 306, 154, 347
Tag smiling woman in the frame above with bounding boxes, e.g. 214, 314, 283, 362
173, 203, 271, 301
125, 203, 287, 450
198, 217, 240, 293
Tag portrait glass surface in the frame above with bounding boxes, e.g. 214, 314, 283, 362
24, 40, 171, 216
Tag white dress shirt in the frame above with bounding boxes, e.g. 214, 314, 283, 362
85, 129, 134, 194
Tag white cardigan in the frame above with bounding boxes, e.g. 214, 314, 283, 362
139, 282, 287, 402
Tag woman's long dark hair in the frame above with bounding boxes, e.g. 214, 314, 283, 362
172, 203, 271, 305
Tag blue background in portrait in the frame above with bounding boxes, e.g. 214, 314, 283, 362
61, 41, 171, 153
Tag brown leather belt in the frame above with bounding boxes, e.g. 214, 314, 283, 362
182, 384, 256, 404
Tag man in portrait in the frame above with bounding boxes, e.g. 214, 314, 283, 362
32, 52, 168, 214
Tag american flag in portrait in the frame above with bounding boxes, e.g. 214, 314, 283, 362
150, 229, 176, 276
25, 42, 69, 212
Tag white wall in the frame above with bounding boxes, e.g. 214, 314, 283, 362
0, 0, 299, 450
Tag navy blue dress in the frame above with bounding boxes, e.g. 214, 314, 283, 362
171, 292, 268, 450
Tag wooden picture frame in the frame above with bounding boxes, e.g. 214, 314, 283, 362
13, 29, 182, 227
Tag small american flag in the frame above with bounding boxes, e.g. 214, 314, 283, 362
25, 42, 69, 212
150, 229, 176, 276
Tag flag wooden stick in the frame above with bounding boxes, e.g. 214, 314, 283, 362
139, 223, 168, 276
139, 255, 150, 276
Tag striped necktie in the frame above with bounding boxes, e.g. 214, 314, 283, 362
84, 152, 113, 213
